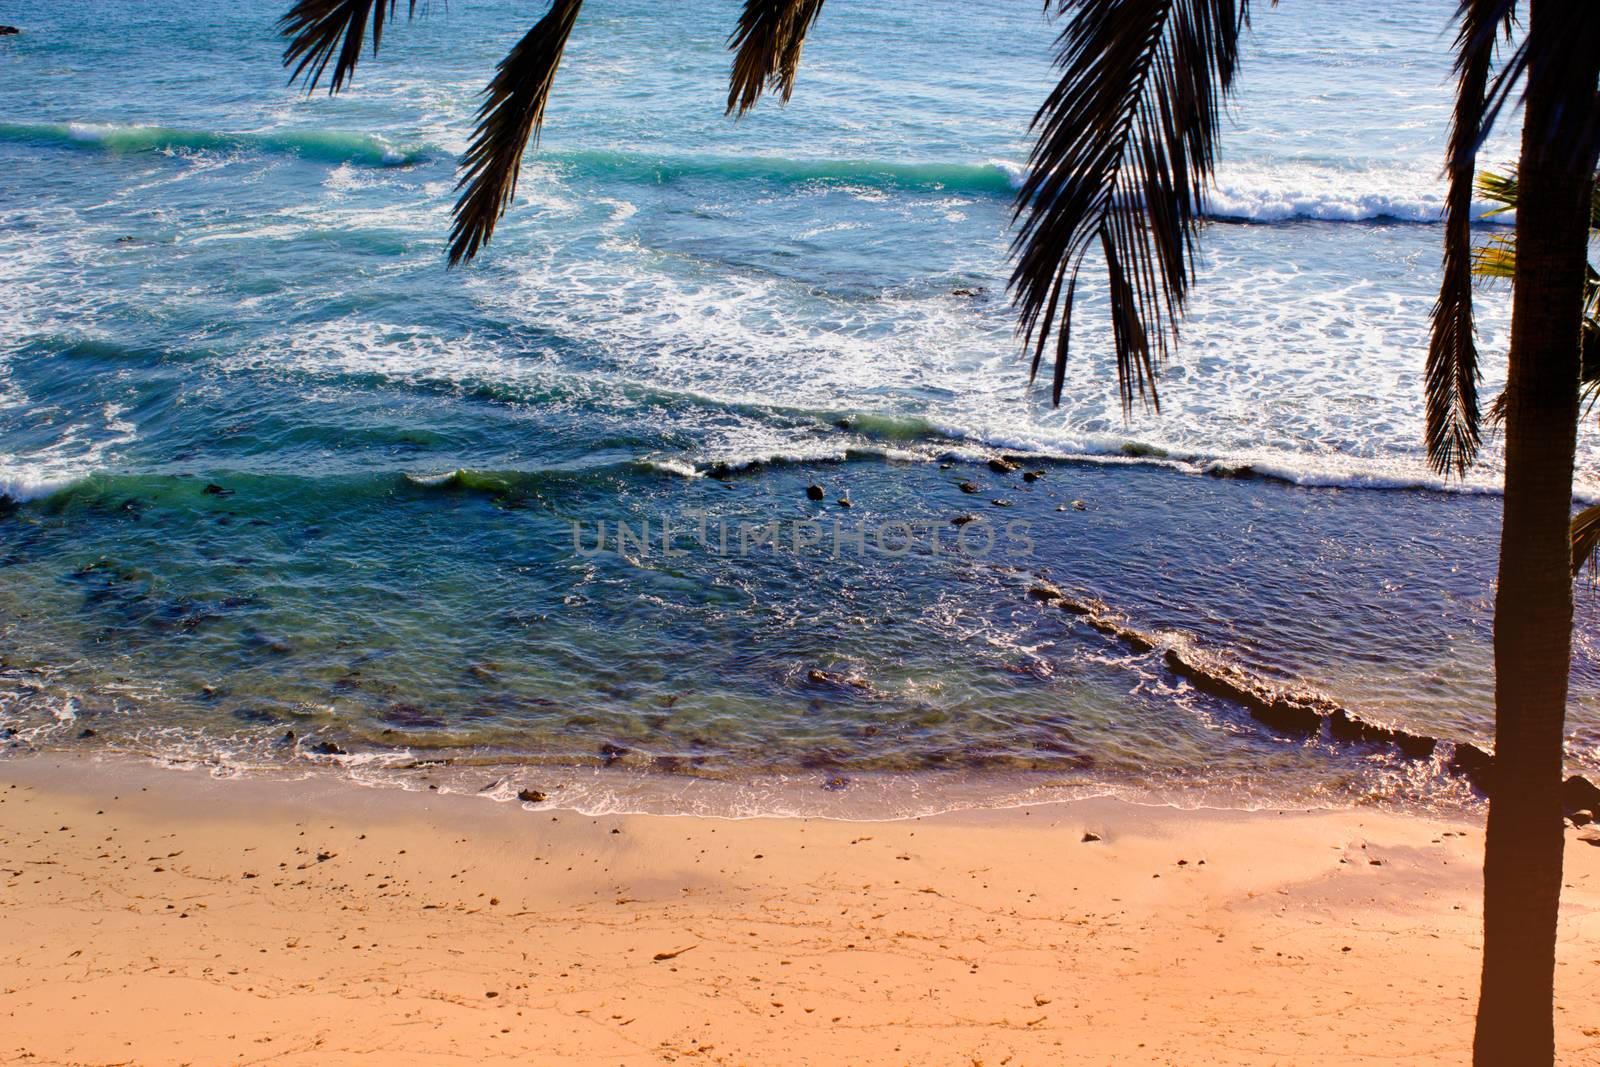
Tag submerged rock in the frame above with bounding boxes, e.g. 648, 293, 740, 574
1328, 708, 1436, 759
806, 667, 872, 691
0, 26, 19, 36
202, 483, 233, 497
950, 514, 977, 526
309, 739, 346, 756
958, 481, 980, 494
806, 484, 825, 501
1563, 774, 1600, 815
599, 741, 629, 765
988, 457, 1020, 474
1023, 470, 1045, 483
1448, 742, 1496, 792
517, 788, 547, 803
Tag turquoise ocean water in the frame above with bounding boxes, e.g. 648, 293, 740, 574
2, 0, 1597, 814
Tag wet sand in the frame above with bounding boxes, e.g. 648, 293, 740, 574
2, 754, 1598, 1065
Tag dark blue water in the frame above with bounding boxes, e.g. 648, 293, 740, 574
1, 0, 1594, 813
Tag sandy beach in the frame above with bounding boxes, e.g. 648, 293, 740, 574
1, 756, 1596, 1065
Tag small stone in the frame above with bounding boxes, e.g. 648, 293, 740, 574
988, 457, 1020, 474
950, 514, 977, 526
823, 775, 849, 791
1577, 827, 1600, 847
1573, 809, 1595, 827
1071, 500, 1087, 511
77, 727, 96, 739
0, 26, 19, 36
836, 498, 852, 508
600, 742, 629, 765
310, 740, 346, 756
958, 481, 980, 493
991, 499, 1013, 507
517, 788, 547, 803
1022, 470, 1045, 483
1081, 831, 1101, 843
203, 483, 233, 497
806, 484, 825, 501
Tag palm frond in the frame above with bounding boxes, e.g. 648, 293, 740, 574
1479, 170, 1600, 426
1573, 504, 1600, 579
448, 0, 584, 266
1476, 167, 1518, 215
280, 0, 420, 94
1011, 0, 1255, 411
726, 0, 827, 116
1424, 0, 1514, 477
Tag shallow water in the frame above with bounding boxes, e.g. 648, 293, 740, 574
1, 0, 1595, 812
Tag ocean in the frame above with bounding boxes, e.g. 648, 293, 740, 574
2, 0, 1596, 816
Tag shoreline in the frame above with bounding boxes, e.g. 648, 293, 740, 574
5, 752, 1599, 1064
0, 740, 1489, 822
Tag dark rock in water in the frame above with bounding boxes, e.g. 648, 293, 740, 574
1252, 695, 1325, 736
822, 775, 849, 791
600, 742, 629, 765
0, 26, 19, 36
1162, 647, 1321, 735
1022, 470, 1045, 483
836, 497, 852, 508
384, 702, 445, 729
310, 739, 346, 756
807, 667, 871, 691
1082, 831, 1102, 843
991, 499, 1013, 507
950, 286, 986, 298
278, 729, 296, 746
115, 235, 136, 244
1071, 500, 1088, 511
1448, 742, 1496, 792
939, 463, 953, 470
1328, 709, 1436, 759
950, 514, 977, 526
517, 788, 547, 803
77, 727, 96, 739
1563, 774, 1600, 816
958, 481, 980, 494
202, 483, 233, 497
806, 484, 825, 501
988, 457, 1020, 474
1027, 583, 1062, 602
1084, 615, 1156, 654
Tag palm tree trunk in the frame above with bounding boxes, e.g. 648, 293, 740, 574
1474, 4, 1600, 1061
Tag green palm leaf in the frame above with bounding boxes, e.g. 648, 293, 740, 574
726, 0, 827, 117
448, 0, 585, 266
280, 0, 419, 94
1424, 0, 1516, 477
1009, 0, 1256, 412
